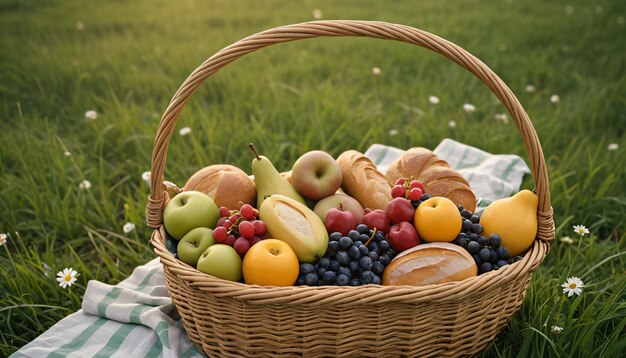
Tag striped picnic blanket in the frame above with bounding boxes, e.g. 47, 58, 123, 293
12, 139, 529, 357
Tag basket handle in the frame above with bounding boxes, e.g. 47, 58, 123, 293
146, 20, 555, 244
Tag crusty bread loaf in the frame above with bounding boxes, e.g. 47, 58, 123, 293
336, 150, 391, 211
385, 147, 476, 212
184, 164, 256, 209
382, 242, 477, 286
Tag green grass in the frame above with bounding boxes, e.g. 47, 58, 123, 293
1, 0, 625, 356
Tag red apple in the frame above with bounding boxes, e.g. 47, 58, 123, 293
313, 193, 364, 224
291, 151, 342, 201
325, 207, 356, 236
385, 197, 415, 225
362, 209, 390, 234
388, 222, 420, 253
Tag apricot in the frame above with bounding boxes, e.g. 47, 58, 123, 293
414, 197, 462, 242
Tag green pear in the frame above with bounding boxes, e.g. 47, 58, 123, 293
249, 144, 305, 208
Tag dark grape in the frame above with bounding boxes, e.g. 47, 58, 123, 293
336, 274, 350, 285
388, 248, 397, 256
348, 245, 361, 259
375, 232, 386, 242
348, 230, 360, 241
304, 273, 319, 285
496, 247, 508, 259
477, 236, 489, 246
328, 241, 340, 252
329, 232, 342, 241
379, 254, 391, 265
338, 267, 352, 277
469, 233, 478, 241
336, 251, 350, 266
353, 241, 363, 247
359, 245, 369, 256
372, 261, 385, 275
349, 260, 360, 273
371, 275, 382, 285
459, 238, 470, 248
296, 276, 305, 285
478, 248, 491, 261
318, 257, 331, 269
350, 279, 361, 286
360, 270, 374, 284
472, 223, 483, 234
356, 224, 370, 234
368, 251, 379, 261
472, 254, 481, 265
497, 260, 508, 268
378, 240, 390, 251
467, 241, 480, 254
300, 263, 315, 274
322, 271, 336, 284
462, 219, 473, 232
489, 234, 501, 247
339, 237, 353, 250
359, 234, 370, 243
329, 260, 341, 272
317, 267, 327, 276
461, 210, 473, 220
360, 256, 374, 271
470, 215, 480, 224
490, 249, 498, 263
369, 242, 379, 252
421, 194, 431, 201
458, 232, 468, 239
479, 262, 492, 273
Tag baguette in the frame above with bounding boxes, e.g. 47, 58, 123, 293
336, 150, 391, 211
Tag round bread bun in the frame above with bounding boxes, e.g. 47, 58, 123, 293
184, 164, 256, 209
382, 242, 477, 286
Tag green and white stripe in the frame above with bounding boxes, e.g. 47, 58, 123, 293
14, 140, 529, 357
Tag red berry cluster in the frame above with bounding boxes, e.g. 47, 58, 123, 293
391, 178, 426, 201
212, 204, 268, 257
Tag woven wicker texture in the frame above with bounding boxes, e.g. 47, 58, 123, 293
146, 20, 555, 357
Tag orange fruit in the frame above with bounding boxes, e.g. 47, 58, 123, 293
242, 239, 299, 286
414, 197, 462, 242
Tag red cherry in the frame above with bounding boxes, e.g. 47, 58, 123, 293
407, 188, 423, 201
212, 226, 227, 243
391, 185, 406, 198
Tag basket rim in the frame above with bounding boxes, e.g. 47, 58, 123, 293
152, 225, 548, 305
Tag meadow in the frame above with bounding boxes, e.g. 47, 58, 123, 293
0, 0, 624, 356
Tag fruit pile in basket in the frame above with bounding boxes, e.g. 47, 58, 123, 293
163, 144, 538, 287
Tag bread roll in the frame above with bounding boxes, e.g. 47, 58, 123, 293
336, 150, 391, 211
385, 147, 476, 212
382, 242, 477, 286
184, 164, 256, 209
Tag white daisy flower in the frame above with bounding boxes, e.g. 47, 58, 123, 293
559, 236, 574, 245
565, 6, 574, 15
607, 143, 618, 151
76, 22, 84, 30
550, 94, 560, 103
56, 268, 80, 289
551, 326, 564, 336
179, 127, 191, 136
372, 67, 381, 75
428, 96, 440, 105
78, 180, 91, 190
84, 110, 97, 120
389, 129, 398, 136
63, 151, 71, 157
0, 233, 7, 246
561, 276, 584, 297
573, 225, 589, 237
142, 171, 151, 182
463, 103, 476, 112
525, 84, 536, 93
494, 113, 509, 123
312, 9, 323, 19
448, 120, 456, 128
123, 222, 135, 234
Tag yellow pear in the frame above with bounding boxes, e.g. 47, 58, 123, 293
480, 190, 538, 257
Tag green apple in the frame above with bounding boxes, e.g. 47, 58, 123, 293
177, 227, 215, 267
163, 191, 219, 240
196, 244, 242, 282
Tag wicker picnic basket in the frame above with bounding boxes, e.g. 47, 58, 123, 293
146, 20, 555, 357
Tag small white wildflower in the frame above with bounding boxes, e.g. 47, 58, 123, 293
561, 276, 584, 297
84, 110, 97, 120
43, 262, 52, 276
551, 326, 564, 336
607, 143, 618, 151
494, 113, 509, 123
565, 6, 574, 15
123, 222, 136, 234
78, 180, 92, 190
595, 6, 604, 14
560, 236, 574, 245
428, 96, 440, 105
179, 127, 191, 136
389, 129, 398, 136
372, 67, 381, 75
550, 94, 560, 103
573, 225, 589, 237
56, 268, 79, 289
0, 233, 7, 247
312, 9, 323, 19
618, 16, 625, 25
448, 120, 456, 128
76, 22, 84, 30
142, 171, 151, 182
525, 84, 536, 93
64, 151, 71, 157
463, 103, 476, 113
